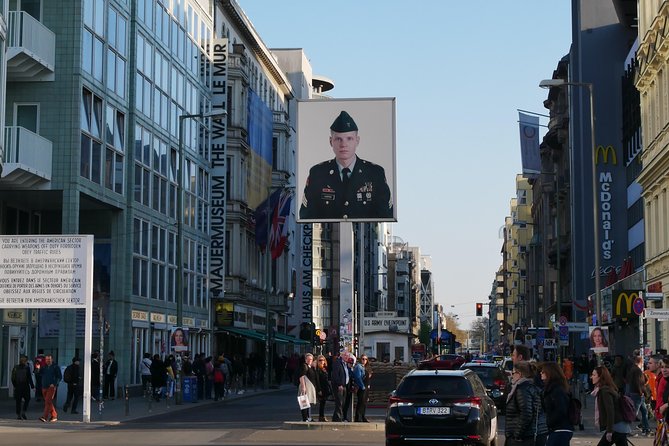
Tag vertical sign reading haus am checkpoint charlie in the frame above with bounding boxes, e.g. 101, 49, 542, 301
0, 235, 93, 307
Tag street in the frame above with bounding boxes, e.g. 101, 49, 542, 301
0, 387, 658, 446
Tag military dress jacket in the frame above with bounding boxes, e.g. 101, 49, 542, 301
299, 157, 393, 220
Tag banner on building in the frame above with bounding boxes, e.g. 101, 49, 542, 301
518, 111, 540, 177
209, 38, 228, 299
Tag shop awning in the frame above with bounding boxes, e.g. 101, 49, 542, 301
273, 332, 310, 345
218, 327, 265, 342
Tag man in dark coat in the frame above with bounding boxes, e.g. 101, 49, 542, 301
103, 351, 118, 400
299, 111, 393, 220
330, 352, 350, 422
63, 357, 81, 414
150, 354, 167, 401
11, 355, 34, 419
91, 351, 101, 401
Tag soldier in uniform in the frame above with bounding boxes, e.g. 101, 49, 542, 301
299, 110, 393, 220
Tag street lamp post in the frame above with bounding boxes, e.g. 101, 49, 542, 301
176, 109, 226, 404
540, 78, 600, 354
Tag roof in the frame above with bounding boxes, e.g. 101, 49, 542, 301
407, 369, 468, 377
461, 362, 499, 368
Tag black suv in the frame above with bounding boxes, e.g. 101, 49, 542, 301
385, 369, 498, 446
460, 362, 510, 412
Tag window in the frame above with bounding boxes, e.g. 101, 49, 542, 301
82, 0, 104, 82
80, 88, 103, 184
14, 103, 39, 133
132, 218, 150, 297
104, 105, 124, 193
104, 7, 127, 97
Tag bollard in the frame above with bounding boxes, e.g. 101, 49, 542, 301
124, 384, 129, 416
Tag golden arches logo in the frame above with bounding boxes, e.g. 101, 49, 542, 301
595, 145, 617, 165
614, 291, 639, 317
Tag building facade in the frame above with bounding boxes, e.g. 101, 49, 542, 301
0, 0, 309, 396
637, 0, 669, 354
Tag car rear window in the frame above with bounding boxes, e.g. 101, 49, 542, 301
396, 376, 472, 397
467, 367, 502, 385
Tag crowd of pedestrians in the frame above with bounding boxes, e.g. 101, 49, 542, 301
295, 350, 372, 423
139, 351, 275, 402
498, 344, 669, 446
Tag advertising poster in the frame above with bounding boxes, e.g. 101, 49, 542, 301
588, 326, 609, 353
170, 327, 189, 353
296, 98, 397, 223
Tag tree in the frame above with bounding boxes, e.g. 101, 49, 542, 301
418, 321, 432, 345
469, 317, 489, 352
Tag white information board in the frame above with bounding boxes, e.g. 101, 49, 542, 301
0, 235, 94, 422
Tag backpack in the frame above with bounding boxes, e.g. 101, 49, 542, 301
63, 365, 74, 384
213, 368, 224, 384
568, 396, 582, 425
619, 394, 636, 422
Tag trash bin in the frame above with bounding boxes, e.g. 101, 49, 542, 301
183, 376, 197, 403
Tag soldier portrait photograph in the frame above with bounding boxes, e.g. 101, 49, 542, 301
297, 99, 397, 223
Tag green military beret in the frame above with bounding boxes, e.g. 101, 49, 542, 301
330, 111, 358, 132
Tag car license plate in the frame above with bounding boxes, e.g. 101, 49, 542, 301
418, 407, 449, 415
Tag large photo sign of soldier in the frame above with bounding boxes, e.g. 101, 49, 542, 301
296, 98, 397, 223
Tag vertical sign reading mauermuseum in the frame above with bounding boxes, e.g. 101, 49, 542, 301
0, 235, 93, 308
209, 38, 228, 299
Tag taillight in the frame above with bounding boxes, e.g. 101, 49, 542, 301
453, 397, 482, 409
388, 395, 414, 408
493, 379, 506, 388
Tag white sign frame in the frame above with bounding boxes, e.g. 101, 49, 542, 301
645, 308, 669, 320
0, 235, 94, 423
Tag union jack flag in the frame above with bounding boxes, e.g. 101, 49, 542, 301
269, 189, 293, 260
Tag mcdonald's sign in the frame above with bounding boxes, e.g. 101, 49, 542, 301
613, 290, 641, 318
595, 145, 617, 165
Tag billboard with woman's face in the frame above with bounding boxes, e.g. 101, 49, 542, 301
170, 327, 189, 352
589, 326, 609, 353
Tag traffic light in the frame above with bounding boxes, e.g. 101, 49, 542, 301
476, 303, 483, 317
499, 320, 505, 336
299, 322, 311, 341
312, 323, 319, 345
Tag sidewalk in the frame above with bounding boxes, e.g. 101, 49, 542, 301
0, 384, 293, 427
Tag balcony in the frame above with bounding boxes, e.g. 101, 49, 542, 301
0, 126, 52, 188
7, 11, 55, 81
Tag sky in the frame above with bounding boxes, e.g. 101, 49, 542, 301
236, 1, 573, 330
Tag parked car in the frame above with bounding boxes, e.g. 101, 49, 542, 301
385, 369, 498, 446
460, 362, 510, 412
417, 354, 466, 370
501, 357, 513, 380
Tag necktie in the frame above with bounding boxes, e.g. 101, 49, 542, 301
342, 167, 350, 190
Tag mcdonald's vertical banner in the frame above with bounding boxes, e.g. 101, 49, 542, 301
209, 38, 228, 299
518, 112, 540, 177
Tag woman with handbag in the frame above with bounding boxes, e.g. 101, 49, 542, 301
297, 353, 317, 422
505, 361, 540, 446
591, 365, 630, 446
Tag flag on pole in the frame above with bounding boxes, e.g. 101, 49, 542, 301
269, 189, 293, 260
254, 188, 282, 251
519, 111, 541, 177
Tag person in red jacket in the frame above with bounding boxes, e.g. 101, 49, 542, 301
655, 356, 669, 421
